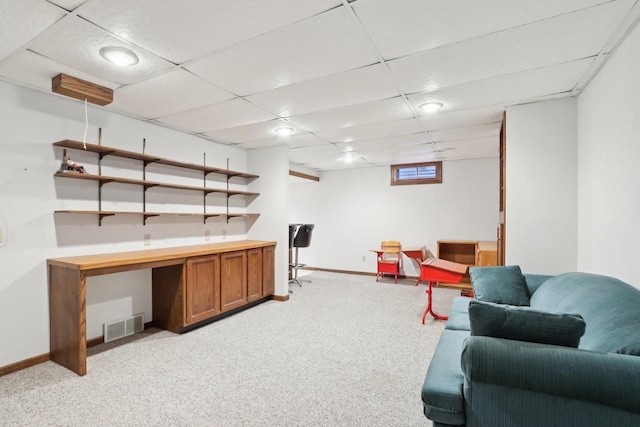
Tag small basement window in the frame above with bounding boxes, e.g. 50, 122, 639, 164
390, 161, 442, 186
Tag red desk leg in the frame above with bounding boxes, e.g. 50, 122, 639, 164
421, 281, 449, 323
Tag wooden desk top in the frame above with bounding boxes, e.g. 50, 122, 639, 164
47, 240, 276, 271
422, 258, 468, 275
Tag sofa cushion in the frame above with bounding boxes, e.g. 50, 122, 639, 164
446, 310, 471, 331
422, 329, 469, 425
530, 272, 640, 355
468, 300, 586, 348
469, 265, 530, 306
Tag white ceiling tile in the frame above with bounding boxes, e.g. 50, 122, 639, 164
78, 0, 342, 64
420, 105, 504, 131
236, 140, 285, 150
186, 7, 378, 96
388, 2, 633, 94
203, 119, 306, 144
0, 50, 120, 92
303, 157, 373, 170
338, 132, 431, 152
282, 134, 333, 149
27, 16, 174, 85
437, 137, 500, 160
359, 145, 443, 165
316, 118, 424, 143
407, 58, 594, 113
156, 98, 277, 133
429, 123, 502, 142
287, 97, 412, 132
245, 64, 399, 117
0, 0, 65, 61
353, 0, 615, 59
48, 0, 88, 11
109, 69, 235, 119
288, 144, 345, 164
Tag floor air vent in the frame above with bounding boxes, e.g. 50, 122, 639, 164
104, 313, 144, 343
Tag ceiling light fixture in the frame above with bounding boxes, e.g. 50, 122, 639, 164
418, 102, 444, 113
342, 151, 355, 163
99, 46, 139, 67
275, 127, 294, 136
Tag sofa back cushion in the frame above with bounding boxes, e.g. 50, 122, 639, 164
530, 272, 640, 355
468, 300, 586, 347
469, 265, 530, 306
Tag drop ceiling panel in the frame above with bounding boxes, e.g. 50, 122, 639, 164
156, 98, 277, 133
109, 69, 235, 119
338, 132, 432, 152
48, 0, 88, 11
303, 157, 373, 170
359, 146, 442, 165
27, 16, 174, 85
388, 2, 632, 94
408, 58, 594, 113
186, 7, 378, 96
429, 123, 502, 143
282, 134, 333, 149
245, 64, 400, 117
316, 118, 424, 143
353, 0, 614, 59
288, 144, 345, 164
203, 119, 306, 144
0, 50, 119, 93
78, 0, 342, 64
0, 1, 65, 62
287, 97, 413, 132
420, 105, 504, 131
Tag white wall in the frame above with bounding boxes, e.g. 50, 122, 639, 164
505, 98, 578, 274
0, 80, 256, 367
247, 145, 290, 296
289, 158, 499, 278
576, 20, 640, 286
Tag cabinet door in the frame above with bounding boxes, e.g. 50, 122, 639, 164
247, 248, 263, 302
221, 251, 247, 312
262, 245, 275, 296
185, 255, 220, 325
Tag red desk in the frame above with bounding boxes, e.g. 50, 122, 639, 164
401, 247, 429, 286
420, 258, 471, 322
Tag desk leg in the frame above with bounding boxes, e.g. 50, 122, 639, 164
49, 265, 87, 376
421, 281, 449, 323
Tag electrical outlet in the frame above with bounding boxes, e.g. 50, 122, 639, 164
204, 230, 210, 241
222, 229, 227, 240
362, 255, 366, 262
144, 234, 151, 246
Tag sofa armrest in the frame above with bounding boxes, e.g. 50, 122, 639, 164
461, 336, 640, 418
522, 273, 552, 297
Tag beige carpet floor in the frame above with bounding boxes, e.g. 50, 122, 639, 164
0, 271, 459, 426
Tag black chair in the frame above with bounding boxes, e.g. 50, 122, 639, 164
290, 224, 314, 287
288, 224, 298, 290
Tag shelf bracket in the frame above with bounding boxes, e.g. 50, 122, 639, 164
98, 212, 115, 226
143, 213, 159, 226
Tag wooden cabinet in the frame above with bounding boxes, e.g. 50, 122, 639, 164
185, 255, 220, 325
247, 248, 263, 302
262, 245, 275, 296
476, 241, 498, 267
437, 240, 498, 284
220, 251, 247, 312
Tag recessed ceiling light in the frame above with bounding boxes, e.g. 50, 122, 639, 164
342, 151, 355, 163
275, 127, 294, 136
99, 47, 139, 67
418, 102, 444, 113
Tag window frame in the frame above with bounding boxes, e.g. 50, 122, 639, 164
390, 161, 442, 186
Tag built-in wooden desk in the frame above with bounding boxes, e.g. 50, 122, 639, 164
48, 240, 276, 376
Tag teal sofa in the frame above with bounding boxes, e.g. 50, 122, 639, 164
421, 269, 640, 427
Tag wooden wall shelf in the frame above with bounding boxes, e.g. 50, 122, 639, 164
53, 139, 259, 225
53, 140, 258, 179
